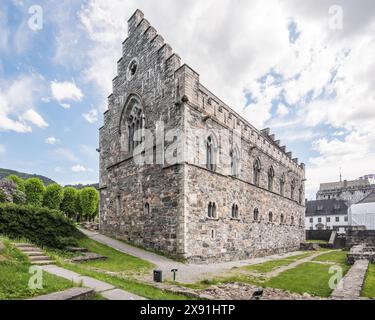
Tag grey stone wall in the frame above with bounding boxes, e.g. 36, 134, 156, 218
99, 10, 185, 257
99, 9, 306, 262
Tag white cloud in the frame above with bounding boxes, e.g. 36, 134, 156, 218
82, 109, 98, 123
61, 103, 71, 109
71, 164, 87, 172
52, 0, 375, 197
45, 136, 59, 145
0, 74, 47, 132
21, 109, 48, 128
50, 80, 83, 103
53, 148, 80, 163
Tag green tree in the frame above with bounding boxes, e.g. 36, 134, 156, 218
24, 178, 46, 207
60, 187, 78, 218
7, 175, 25, 192
75, 189, 82, 222
79, 187, 99, 221
43, 183, 63, 210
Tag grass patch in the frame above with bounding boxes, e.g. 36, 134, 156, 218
306, 240, 328, 244
0, 239, 75, 300
362, 263, 375, 298
312, 250, 347, 264
242, 252, 313, 274
60, 262, 191, 300
264, 262, 350, 297
46, 237, 155, 274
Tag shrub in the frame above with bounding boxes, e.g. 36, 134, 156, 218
79, 187, 99, 221
0, 179, 17, 203
0, 189, 6, 203
12, 190, 27, 205
0, 203, 84, 249
7, 175, 25, 192
24, 178, 45, 207
43, 183, 63, 210
60, 187, 78, 218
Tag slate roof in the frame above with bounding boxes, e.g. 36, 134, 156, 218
356, 191, 375, 204
305, 199, 348, 216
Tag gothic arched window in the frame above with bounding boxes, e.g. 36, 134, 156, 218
298, 186, 303, 205
119, 95, 145, 156
253, 158, 261, 186
268, 166, 275, 192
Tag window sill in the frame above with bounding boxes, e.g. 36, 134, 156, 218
206, 217, 219, 221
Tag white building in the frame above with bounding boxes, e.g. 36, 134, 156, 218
305, 199, 349, 234
348, 191, 375, 230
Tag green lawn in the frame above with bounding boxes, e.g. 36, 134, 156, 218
362, 263, 375, 298
306, 240, 329, 244
46, 237, 154, 274
61, 262, 192, 300
77, 237, 154, 273
242, 252, 313, 273
0, 239, 75, 300
264, 262, 350, 297
45, 237, 192, 300
312, 250, 347, 264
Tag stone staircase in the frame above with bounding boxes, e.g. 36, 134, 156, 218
15, 243, 54, 265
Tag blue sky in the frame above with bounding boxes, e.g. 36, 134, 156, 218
1, 0, 375, 198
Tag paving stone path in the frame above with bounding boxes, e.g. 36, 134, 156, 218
40, 265, 145, 300
331, 259, 369, 300
80, 228, 313, 283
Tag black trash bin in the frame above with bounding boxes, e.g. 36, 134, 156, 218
153, 269, 162, 282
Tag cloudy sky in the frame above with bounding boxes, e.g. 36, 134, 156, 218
0, 0, 374, 198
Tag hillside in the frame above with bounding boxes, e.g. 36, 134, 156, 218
0, 168, 56, 185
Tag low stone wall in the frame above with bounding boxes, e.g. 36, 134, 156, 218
347, 244, 375, 265
29, 288, 95, 300
346, 229, 375, 248
305, 230, 332, 241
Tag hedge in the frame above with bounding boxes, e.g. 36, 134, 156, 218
0, 203, 84, 249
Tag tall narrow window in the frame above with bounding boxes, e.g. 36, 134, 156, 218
230, 147, 240, 177
253, 158, 261, 186
208, 202, 217, 218
280, 213, 284, 224
144, 202, 150, 215
206, 136, 216, 171
280, 174, 285, 196
253, 208, 259, 221
291, 216, 294, 225
231, 204, 239, 218
298, 186, 303, 205
268, 166, 275, 192
291, 179, 296, 200
208, 202, 213, 218
269, 211, 273, 223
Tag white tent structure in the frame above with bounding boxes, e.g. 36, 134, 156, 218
348, 191, 375, 230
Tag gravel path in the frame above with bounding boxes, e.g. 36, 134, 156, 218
80, 228, 309, 283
